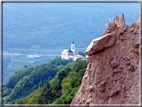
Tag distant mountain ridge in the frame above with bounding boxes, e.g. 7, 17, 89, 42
3, 3, 139, 50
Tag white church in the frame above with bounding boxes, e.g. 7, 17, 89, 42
61, 41, 88, 61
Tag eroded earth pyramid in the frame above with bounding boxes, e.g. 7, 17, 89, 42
71, 14, 140, 105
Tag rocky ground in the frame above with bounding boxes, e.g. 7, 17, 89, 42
71, 14, 140, 106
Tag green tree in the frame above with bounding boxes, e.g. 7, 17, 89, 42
78, 51, 85, 57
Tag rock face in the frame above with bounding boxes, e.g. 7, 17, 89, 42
71, 14, 140, 105
86, 33, 117, 55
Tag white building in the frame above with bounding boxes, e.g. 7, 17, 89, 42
71, 54, 87, 61
61, 42, 87, 61
61, 49, 73, 59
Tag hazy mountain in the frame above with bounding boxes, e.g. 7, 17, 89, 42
3, 3, 139, 50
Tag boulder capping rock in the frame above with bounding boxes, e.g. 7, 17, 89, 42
86, 33, 117, 56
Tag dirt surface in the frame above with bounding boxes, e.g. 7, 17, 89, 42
71, 14, 140, 106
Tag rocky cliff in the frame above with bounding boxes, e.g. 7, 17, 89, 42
71, 14, 140, 105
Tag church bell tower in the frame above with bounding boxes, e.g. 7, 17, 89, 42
71, 41, 75, 55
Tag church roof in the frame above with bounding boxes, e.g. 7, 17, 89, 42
68, 49, 73, 53
68, 49, 73, 55
61, 49, 73, 55
61, 49, 69, 55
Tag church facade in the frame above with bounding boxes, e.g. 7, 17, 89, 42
61, 42, 87, 60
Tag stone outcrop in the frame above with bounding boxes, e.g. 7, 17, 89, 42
86, 33, 117, 56
71, 14, 140, 105
113, 13, 125, 27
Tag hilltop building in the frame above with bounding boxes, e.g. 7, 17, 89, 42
61, 49, 73, 59
61, 41, 88, 60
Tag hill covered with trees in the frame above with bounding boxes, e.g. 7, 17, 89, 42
14, 58, 87, 104
3, 57, 74, 104
3, 56, 88, 104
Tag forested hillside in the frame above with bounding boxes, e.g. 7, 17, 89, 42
3, 57, 74, 104
15, 58, 87, 104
